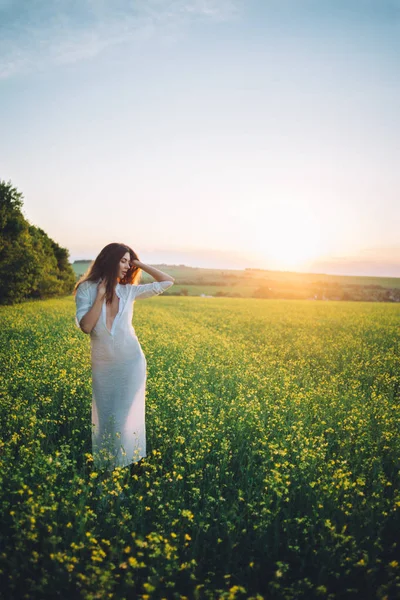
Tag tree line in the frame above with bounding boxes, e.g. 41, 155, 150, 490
0, 179, 75, 305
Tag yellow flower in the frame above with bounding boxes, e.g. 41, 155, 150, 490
181, 509, 194, 521
128, 556, 139, 568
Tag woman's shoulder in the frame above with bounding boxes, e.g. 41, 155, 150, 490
76, 279, 98, 292
117, 282, 135, 295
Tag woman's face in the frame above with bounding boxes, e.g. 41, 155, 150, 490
118, 252, 131, 280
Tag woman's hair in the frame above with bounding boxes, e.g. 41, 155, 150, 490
73, 243, 142, 304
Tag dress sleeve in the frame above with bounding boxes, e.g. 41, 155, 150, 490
75, 283, 93, 329
132, 280, 174, 301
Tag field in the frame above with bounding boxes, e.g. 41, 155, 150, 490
0, 296, 399, 599
71, 261, 400, 301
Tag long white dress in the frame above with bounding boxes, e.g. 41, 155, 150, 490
75, 279, 174, 470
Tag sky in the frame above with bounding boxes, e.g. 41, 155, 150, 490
1, 0, 399, 277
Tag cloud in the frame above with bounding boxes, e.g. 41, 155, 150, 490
0, 0, 241, 79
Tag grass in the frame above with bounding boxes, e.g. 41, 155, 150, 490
0, 296, 399, 599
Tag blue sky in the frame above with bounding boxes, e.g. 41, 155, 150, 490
1, 0, 399, 276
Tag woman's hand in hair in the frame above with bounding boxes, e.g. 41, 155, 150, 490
97, 278, 107, 299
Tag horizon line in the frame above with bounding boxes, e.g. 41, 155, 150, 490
70, 260, 400, 280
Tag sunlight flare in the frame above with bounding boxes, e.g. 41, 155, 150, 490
248, 203, 325, 269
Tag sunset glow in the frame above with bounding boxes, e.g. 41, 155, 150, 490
0, 1, 399, 276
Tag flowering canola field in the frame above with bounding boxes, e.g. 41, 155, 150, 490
0, 296, 399, 600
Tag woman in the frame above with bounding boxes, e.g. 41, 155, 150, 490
73, 243, 174, 472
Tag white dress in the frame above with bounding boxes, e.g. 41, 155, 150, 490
75, 279, 174, 470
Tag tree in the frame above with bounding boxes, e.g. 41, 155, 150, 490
0, 180, 39, 303
0, 179, 75, 304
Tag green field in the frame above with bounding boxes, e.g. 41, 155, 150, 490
71, 261, 400, 302
0, 296, 399, 599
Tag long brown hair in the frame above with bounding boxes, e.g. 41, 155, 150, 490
73, 243, 142, 304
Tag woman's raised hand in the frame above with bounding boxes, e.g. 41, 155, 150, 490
97, 278, 107, 299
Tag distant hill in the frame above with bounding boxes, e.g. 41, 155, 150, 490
72, 260, 93, 278
71, 260, 400, 302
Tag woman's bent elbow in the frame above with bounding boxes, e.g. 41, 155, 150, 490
79, 320, 92, 334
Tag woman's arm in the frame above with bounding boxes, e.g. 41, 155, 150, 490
79, 280, 106, 334
133, 260, 175, 283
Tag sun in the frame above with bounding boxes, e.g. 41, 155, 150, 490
247, 203, 324, 270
